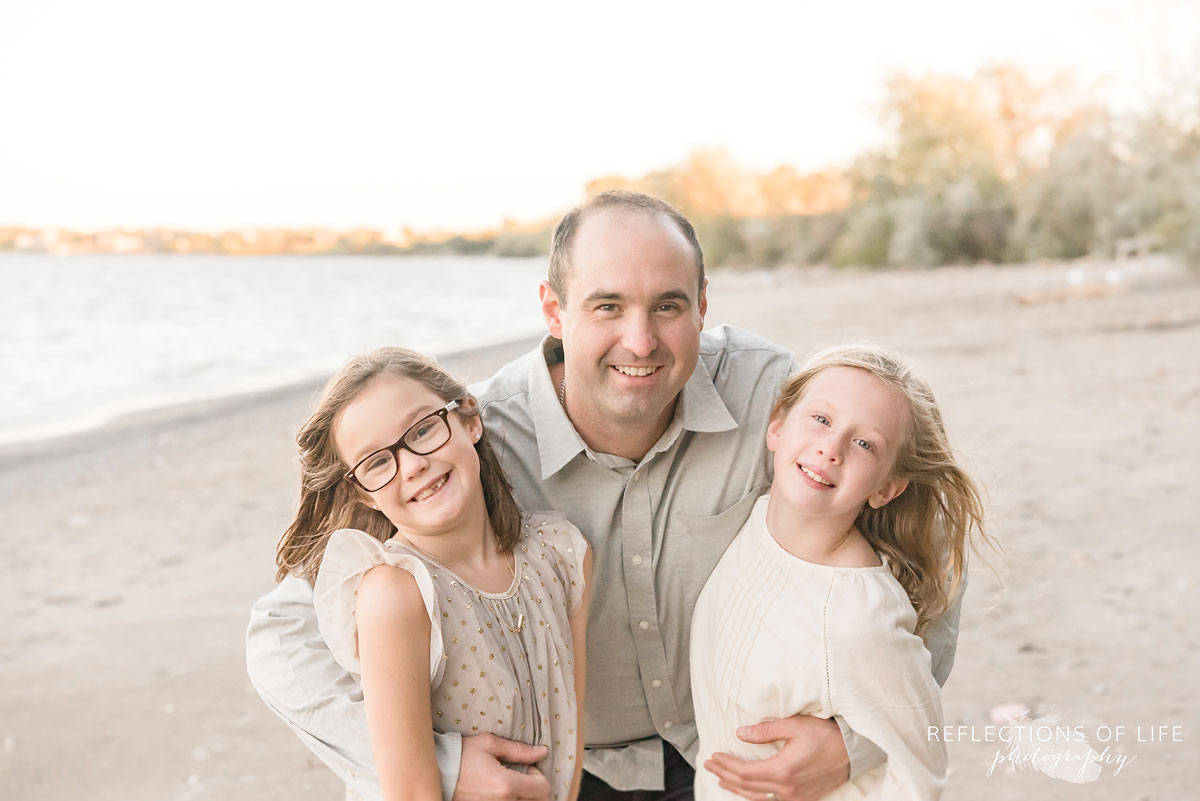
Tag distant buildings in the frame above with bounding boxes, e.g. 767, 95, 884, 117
0, 226, 475, 256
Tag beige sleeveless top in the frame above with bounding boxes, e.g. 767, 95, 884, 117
315, 512, 588, 800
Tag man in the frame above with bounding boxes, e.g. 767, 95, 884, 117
246, 191, 961, 801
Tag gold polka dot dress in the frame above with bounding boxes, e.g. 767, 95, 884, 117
315, 513, 588, 800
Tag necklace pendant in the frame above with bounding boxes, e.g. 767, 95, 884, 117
507, 613, 526, 634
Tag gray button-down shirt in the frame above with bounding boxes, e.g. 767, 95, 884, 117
246, 324, 961, 797
482, 327, 783, 788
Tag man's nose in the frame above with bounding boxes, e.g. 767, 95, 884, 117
620, 314, 658, 359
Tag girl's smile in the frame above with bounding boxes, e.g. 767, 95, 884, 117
797, 463, 835, 487
767, 366, 911, 527
409, 470, 451, 503
333, 374, 486, 542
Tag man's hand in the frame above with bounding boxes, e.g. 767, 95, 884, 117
452, 733, 550, 801
703, 715, 849, 801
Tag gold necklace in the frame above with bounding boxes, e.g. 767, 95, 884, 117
494, 552, 525, 634
501, 550, 541, 743
494, 549, 542, 743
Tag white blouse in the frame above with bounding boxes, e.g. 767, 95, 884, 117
690, 496, 946, 800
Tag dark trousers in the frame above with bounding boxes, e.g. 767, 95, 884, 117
579, 742, 695, 801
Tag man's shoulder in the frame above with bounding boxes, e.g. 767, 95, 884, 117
699, 325, 795, 387
699, 324, 793, 363
470, 343, 538, 408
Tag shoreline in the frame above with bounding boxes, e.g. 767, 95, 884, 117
3, 261, 1197, 800
0, 252, 549, 465
0, 335, 543, 471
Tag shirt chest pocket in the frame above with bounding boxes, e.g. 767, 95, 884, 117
665, 487, 767, 599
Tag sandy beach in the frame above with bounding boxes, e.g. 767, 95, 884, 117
2, 259, 1197, 800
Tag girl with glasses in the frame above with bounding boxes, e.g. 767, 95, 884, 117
275, 347, 592, 801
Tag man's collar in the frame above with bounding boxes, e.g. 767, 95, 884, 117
528, 335, 737, 480
673, 347, 739, 434
528, 337, 585, 480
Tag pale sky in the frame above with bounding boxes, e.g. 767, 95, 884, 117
1, 0, 1193, 232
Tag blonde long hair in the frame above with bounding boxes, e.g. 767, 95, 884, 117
275, 347, 522, 584
774, 344, 991, 635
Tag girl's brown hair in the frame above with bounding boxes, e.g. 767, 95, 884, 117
275, 347, 522, 584
774, 344, 992, 635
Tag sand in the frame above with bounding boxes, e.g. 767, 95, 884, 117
1, 259, 1196, 800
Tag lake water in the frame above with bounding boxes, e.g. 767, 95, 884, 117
0, 253, 548, 444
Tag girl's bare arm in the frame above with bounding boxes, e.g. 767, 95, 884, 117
355, 564, 443, 801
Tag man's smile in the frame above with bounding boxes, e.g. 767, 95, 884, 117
611, 365, 662, 377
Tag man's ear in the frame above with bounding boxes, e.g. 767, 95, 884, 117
697, 277, 708, 330
868, 477, 909, 509
765, 416, 783, 452
540, 280, 564, 339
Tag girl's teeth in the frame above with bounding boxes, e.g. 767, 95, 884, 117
413, 474, 448, 501
801, 466, 832, 486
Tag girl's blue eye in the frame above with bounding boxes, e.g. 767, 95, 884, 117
854, 438, 873, 451
812, 414, 829, 425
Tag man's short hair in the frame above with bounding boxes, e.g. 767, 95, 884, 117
547, 190, 705, 301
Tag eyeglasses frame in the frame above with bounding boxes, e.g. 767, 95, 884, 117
344, 399, 462, 491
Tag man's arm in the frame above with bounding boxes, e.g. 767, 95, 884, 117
246, 575, 551, 801
925, 567, 966, 688
246, 575, 459, 799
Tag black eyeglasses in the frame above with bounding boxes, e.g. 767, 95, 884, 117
344, 400, 461, 492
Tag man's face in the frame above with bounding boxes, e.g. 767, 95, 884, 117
540, 207, 707, 439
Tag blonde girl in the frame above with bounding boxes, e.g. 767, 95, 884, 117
691, 344, 987, 801
276, 347, 591, 801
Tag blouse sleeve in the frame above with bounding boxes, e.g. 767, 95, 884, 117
313, 529, 444, 685
526, 513, 590, 615
823, 573, 948, 800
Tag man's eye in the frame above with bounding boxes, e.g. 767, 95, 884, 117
854, 438, 873, 451
656, 303, 680, 313
596, 304, 618, 313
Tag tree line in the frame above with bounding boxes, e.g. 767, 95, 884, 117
12, 65, 1194, 268
584, 66, 1198, 270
